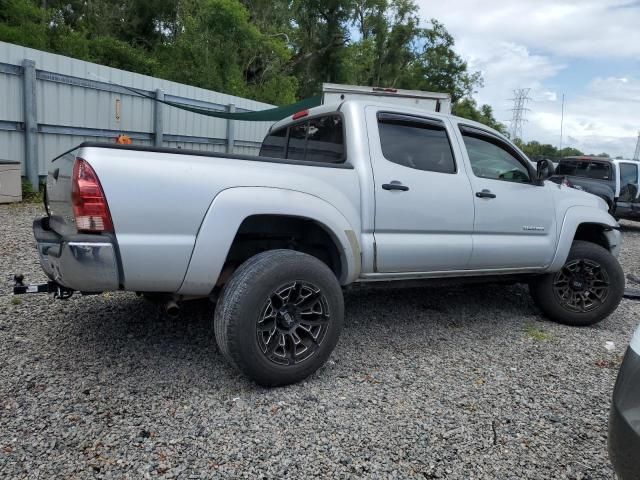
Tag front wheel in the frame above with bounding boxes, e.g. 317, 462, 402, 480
529, 241, 624, 326
214, 250, 344, 387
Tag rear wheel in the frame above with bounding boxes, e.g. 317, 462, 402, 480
214, 249, 343, 386
529, 240, 624, 326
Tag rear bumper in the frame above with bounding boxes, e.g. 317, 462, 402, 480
34, 218, 120, 292
608, 347, 640, 480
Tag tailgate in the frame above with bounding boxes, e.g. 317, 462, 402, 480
46, 148, 78, 236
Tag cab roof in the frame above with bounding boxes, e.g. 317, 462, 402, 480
268, 98, 506, 140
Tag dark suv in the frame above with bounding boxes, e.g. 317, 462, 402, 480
550, 156, 640, 219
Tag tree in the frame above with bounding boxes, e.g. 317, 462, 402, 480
288, 0, 353, 97
452, 98, 507, 134
344, 3, 482, 103
0, 0, 48, 49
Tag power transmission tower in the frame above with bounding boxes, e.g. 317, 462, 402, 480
509, 88, 531, 142
634, 131, 640, 160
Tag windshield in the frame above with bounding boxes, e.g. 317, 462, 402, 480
556, 160, 611, 180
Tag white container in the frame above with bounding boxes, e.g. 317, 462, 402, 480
322, 83, 452, 114
0, 160, 22, 203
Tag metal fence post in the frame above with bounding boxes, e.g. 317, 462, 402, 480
226, 104, 235, 154
22, 59, 39, 190
154, 89, 164, 147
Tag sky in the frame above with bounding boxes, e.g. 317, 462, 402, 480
417, 0, 640, 158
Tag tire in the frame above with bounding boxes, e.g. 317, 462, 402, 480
214, 249, 344, 387
529, 240, 624, 326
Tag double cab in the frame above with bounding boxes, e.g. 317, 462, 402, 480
27, 99, 624, 385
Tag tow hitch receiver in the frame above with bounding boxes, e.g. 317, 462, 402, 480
13, 274, 74, 299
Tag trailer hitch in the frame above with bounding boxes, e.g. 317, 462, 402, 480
13, 274, 74, 299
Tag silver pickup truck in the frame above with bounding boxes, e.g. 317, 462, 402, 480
24, 99, 624, 386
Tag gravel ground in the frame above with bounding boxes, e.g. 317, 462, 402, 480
1, 202, 639, 479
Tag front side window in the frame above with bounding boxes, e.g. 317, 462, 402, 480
377, 114, 456, 174
462, 134, 531, 183
620, 163, 638, 187
259, 114, 345, 164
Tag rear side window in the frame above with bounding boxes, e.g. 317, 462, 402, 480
259, 115, 345, 164
377, 114, 456, 174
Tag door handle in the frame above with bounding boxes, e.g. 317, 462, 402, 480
475, 189, 496, 199
382, 182, 409, 191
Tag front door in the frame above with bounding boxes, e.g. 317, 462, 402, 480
455, 125, 557, 269
367, 108, 475, 272
617, 162, 639, 216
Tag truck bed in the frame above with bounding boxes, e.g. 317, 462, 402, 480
45, 142, 361, 293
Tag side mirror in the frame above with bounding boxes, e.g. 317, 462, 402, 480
536, 159, 555, 184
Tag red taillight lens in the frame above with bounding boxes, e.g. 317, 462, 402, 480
71, 158, 113, 233
292, 109, 309, 120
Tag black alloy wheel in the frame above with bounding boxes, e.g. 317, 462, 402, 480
552, 259, 610, 313
257, 281, 330, 366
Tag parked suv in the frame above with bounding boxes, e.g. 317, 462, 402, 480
19, 99, 624, 386
551, 156, 640, 219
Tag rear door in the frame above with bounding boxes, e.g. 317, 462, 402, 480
367, 108, 475, 272
456, 125, 557, 269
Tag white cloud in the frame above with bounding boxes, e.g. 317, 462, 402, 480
523, 76, 639, 157
419, 0, 640, 58
416, 0, 640, 157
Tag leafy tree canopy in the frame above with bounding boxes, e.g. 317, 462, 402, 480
0, 0, 592, 155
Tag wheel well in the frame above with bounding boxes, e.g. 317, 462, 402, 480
573, 223, 610, 250
220, 215, 343, 285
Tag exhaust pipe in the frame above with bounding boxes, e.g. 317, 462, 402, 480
164, 299, 180, 317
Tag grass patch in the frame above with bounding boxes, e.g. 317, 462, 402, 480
524, 323, 551, 341
21, 178, 44, 204
11, 297, 22, 305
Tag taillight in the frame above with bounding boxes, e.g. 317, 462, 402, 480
71, 158, 113, 233
292, 109, 309, 120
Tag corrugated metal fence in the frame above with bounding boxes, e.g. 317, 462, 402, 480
0, 41, 275, 188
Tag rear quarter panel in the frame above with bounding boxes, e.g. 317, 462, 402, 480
82, 146, 361, 292
46, 150, 77, 236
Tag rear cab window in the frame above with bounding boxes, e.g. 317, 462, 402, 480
556, 160, 611, 180
259, 114, 345, 164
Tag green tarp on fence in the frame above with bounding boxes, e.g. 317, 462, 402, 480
123, 84, 322, 121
